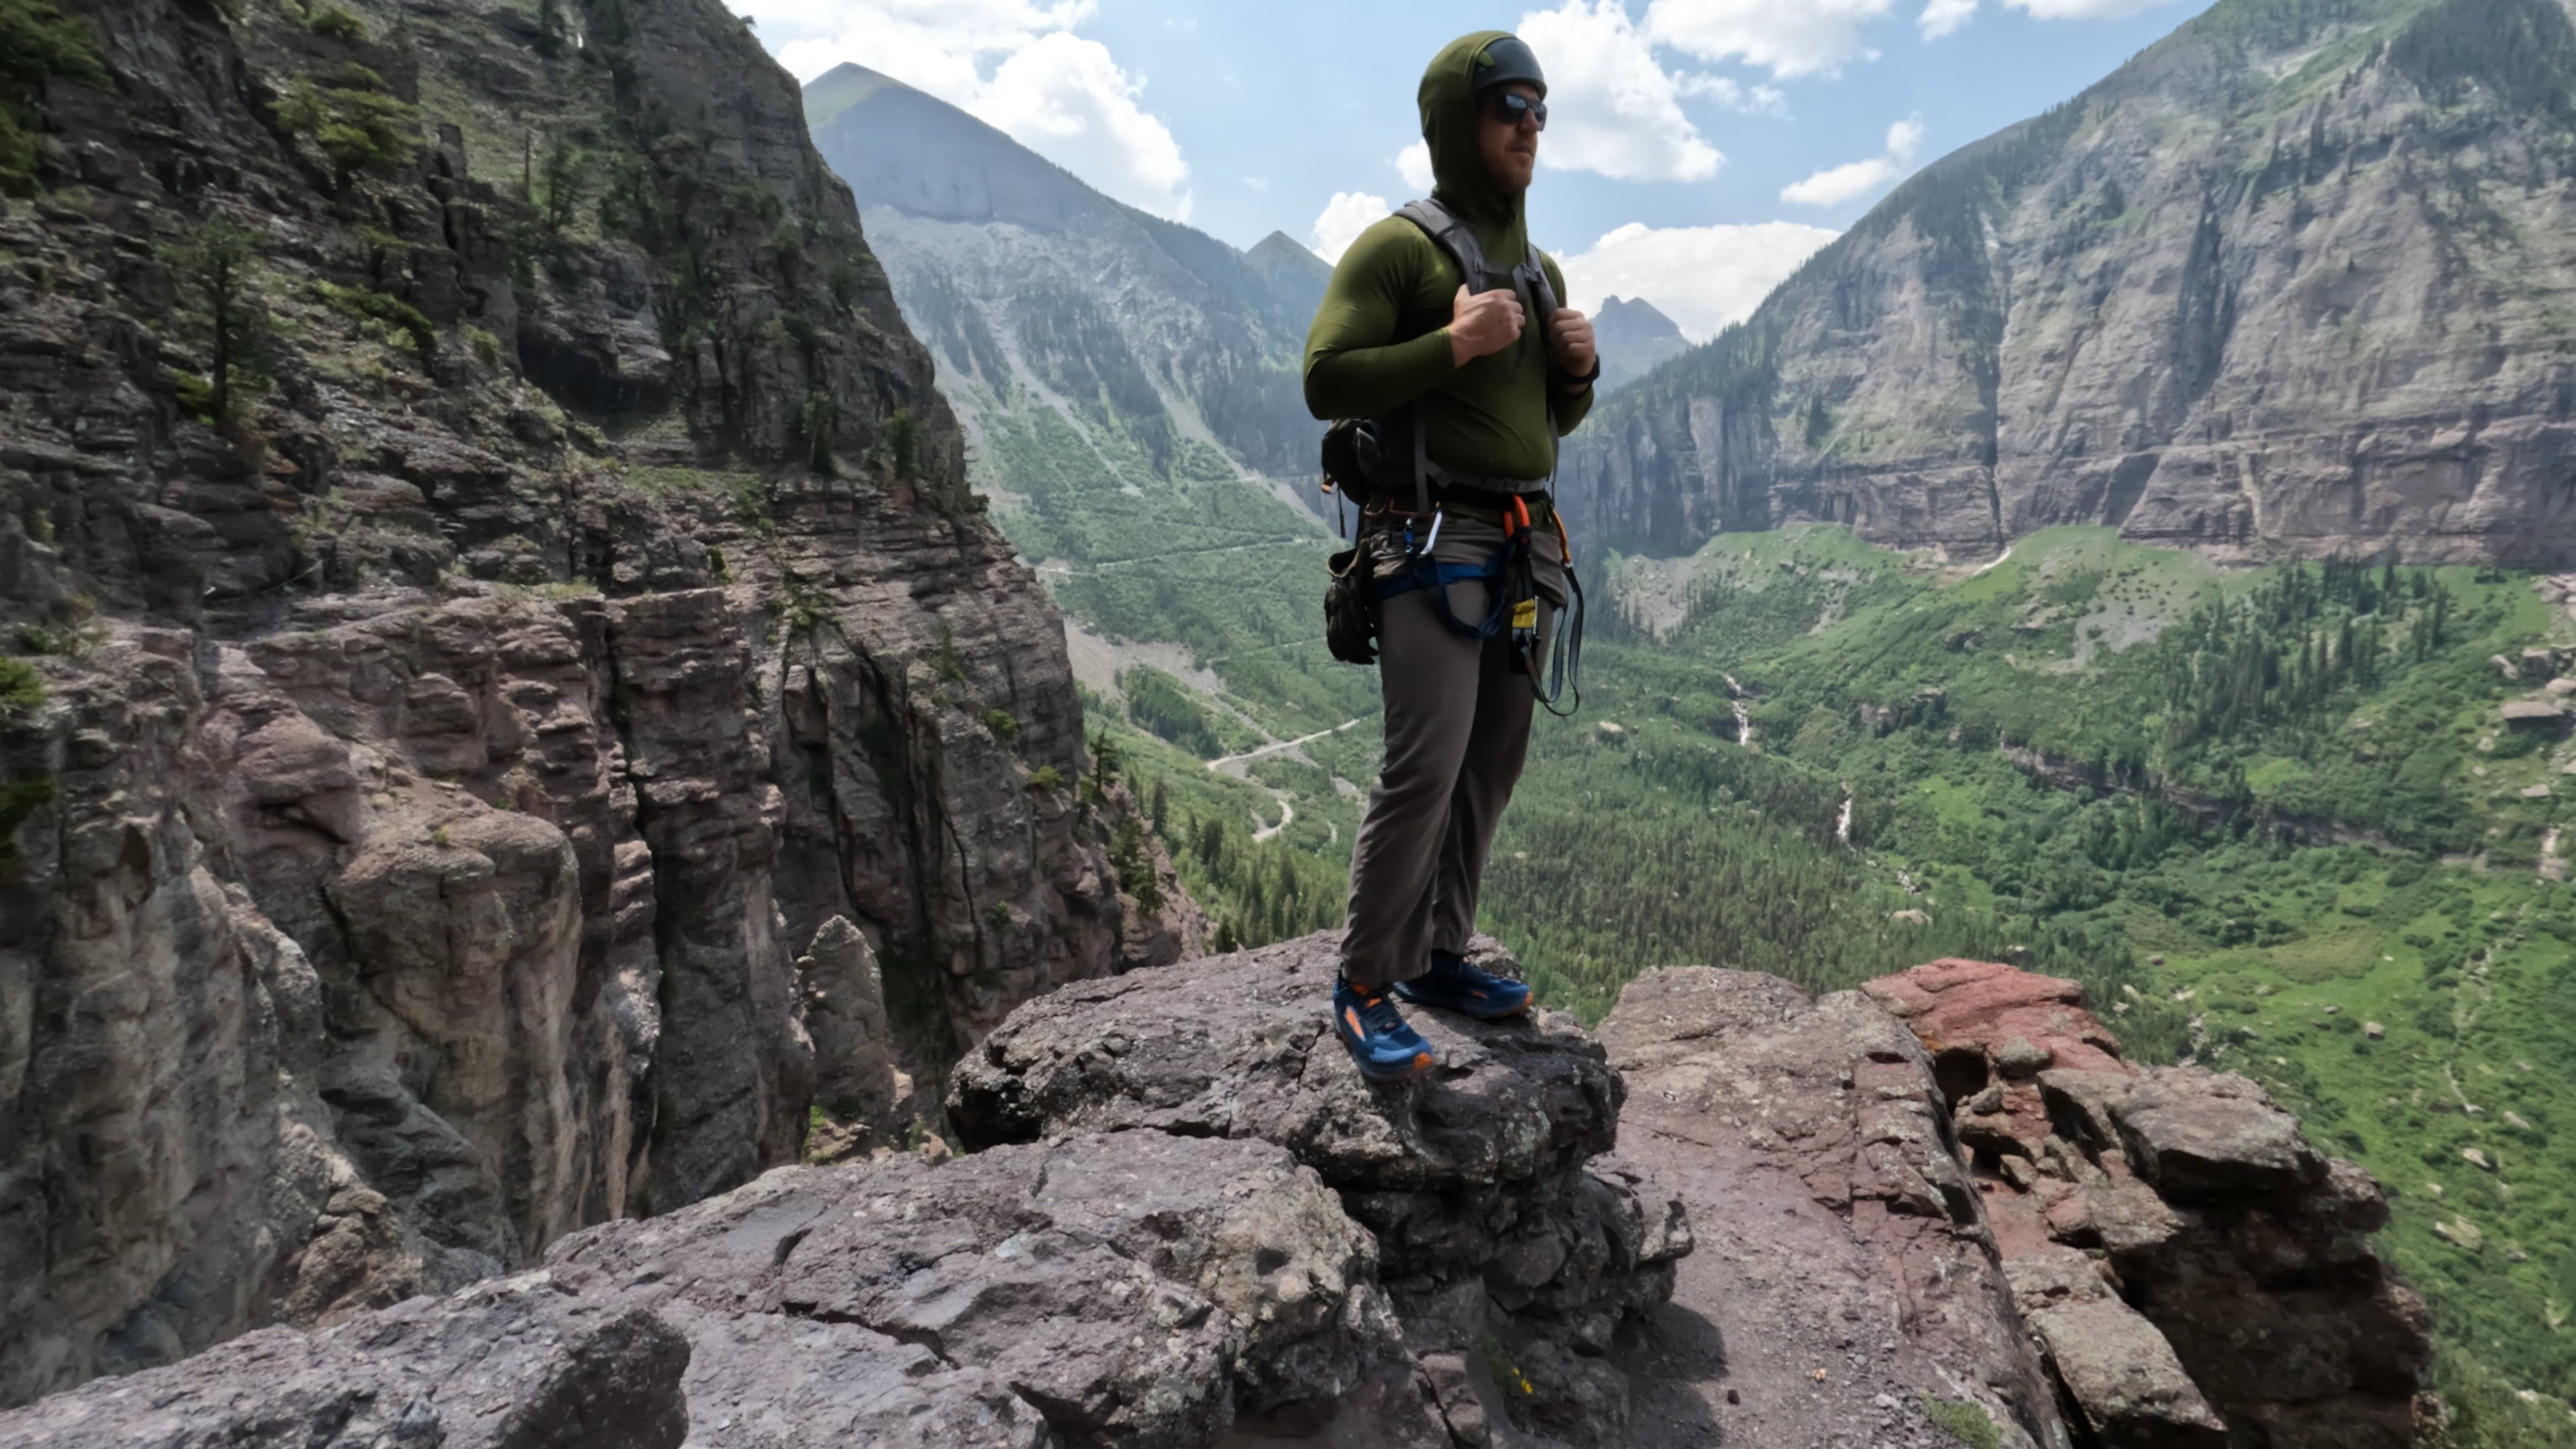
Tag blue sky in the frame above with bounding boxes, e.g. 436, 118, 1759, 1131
737, 0, 2220, 338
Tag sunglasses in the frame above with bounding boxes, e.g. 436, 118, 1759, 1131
1485, 91, 1548, 130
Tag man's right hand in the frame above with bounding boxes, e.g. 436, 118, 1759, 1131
1448, 283, 1525, 367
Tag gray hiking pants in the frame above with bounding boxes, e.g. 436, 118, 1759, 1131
1338, 519, 1562, 987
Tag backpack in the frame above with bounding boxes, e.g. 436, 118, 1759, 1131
1315, 199, 1585, 713
1317, 197, 1563, 523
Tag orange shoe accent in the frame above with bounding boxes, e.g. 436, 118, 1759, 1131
1344, 1006, 1364, 1036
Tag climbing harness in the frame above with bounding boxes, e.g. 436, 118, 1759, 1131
1373, 490, 1585, 715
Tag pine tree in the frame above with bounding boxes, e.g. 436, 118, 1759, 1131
162, 217, 277, 428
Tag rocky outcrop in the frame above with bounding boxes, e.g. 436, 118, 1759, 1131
0, 936, 2436, 1447
0, 934, 1679, 1448
1593, 958, 2434, 1449
947, 933, 1693, 1447
0, 0, 1191, 1407
1564, 0, 2576, 568
1599, 966, 2071, 1449
1862, 958, 2435, 1448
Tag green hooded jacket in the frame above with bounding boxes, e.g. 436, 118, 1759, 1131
1301, 30, 1591, 483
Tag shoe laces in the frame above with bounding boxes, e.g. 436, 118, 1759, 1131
1345, 982, 1407, 1037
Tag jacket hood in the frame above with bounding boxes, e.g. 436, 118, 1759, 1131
1417, 31, 1530, 247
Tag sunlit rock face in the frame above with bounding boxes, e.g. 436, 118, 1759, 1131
1563, 0, 2576, 569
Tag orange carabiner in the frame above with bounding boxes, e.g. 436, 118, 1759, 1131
1509, 494, 1531, 538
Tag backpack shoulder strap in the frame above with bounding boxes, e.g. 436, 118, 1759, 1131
1521, 244, 1559, 326
1396, 198, 1495, 291
1522, 246, 1564, 455
1393, 199, 1489, 523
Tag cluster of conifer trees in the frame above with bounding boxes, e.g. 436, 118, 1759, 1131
2151, 559, 2450, 757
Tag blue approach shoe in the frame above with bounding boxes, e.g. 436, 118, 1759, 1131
1332, 975, 1437, 1081
1393, 949, 1534, 1020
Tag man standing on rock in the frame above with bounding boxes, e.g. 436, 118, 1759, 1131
1302, 31, 1598, 1079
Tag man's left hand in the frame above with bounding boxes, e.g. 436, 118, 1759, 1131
1547, 308, 1596, 379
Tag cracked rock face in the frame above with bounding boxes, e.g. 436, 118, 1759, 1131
947, 932, 1692, 1446
0, 938, 1690, 1448
552, 1130, 1408, 1447
0, 0, 1194, 1406
0, 1271, 694, 1449
1863, 958, 2433, 1449
0, 1130, 1407, 1448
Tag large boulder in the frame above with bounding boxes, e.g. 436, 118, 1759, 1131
0, 1129, 1419, 1449
548, 1130, 1411, 1446
0, 1271, 692, 1449
948, 933, 1691, 1446
2005, 1248, 2228, 1448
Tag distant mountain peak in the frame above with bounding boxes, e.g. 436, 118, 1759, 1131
1591, 294, 1690, 396
1596, 294, 1683, 341
802, 65, 1325, 478
1246, 231, 1332, 318
802, 61, 910, 131
1248, 231, 1329, 276
803, 63, 1113, 233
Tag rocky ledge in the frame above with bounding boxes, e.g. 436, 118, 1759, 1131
1862, 959, 2434, 1448
1598, 959, 2432, 1449
0, 934, 1688, 1448
0, 942, 2429, 1449
946, 934, 1695, 1445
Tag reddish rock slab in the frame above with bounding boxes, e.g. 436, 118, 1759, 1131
1599, 967, 2065, 1449
1866, 959, 2433, 1449
1861, 959, 2128, 1079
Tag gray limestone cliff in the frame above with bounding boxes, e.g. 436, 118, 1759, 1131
1563, 0, 2576, 567
801, 63, 1320, 489
0, 0, 1195, 1407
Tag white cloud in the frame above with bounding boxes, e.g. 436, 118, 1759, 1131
976, 33, 1191, 221
2005, 0, 2178, 16
1919, 0, 1978, 38
1311, 191, 1391, 262
1516, 1, 1722, 182
1558, 220, 1838, 342
753, 0, 1194, 221
1780, 114, 1924, 207
1644, 0, 1895, 78
1396, 140, 1436, 193
1674, 72, 1789, 115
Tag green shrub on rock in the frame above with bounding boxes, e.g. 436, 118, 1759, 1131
304, 3, 366, 40
313, 279, 435, 362
0, 0, 105, 195
272, 68, 417, 184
